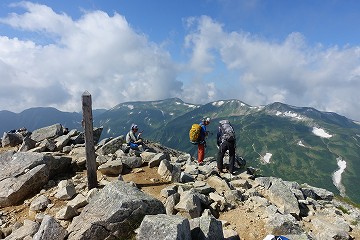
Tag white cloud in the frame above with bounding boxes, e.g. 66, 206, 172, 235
0, 3, 360, 122
183, 16, 360, 120
0, 3, 182, 112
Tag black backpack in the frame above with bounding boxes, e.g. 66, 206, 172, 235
219, 120, 235, 142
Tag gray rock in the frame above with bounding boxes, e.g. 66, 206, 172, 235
33, 215, 67, 240
206, 175, 232, 195
254, 176, 274, 189
2, 132, 23, 148
189, 215, 224, 240
67, 181, 165, 240
67, 194, 88, 210
265, 213, 304, 236
160, 185, 178, 198
266, 178, 300, 216
184, 164, 199, 175
310, 215, 350, 240
98, 160, 123, 176
223, 228, 240, 240
0, 152, 53, 207
180, 172, 195, 183
92, 127, 103, 145
165, 192, 181, 215
139, 151, 157, 163
95, 155, 111, 166
54, 180, 76, 200
301, 184, 334, 201
5, 220, 40, 239
62, 146, 72, 153
230, 179, 252, 189
149, 153, 169, 168
54, 133, 72, 151
96, 136, 125, 155
158, 159, 173, 181
18, 137, 37, 152
55, 206, 78, 220
136, 214, 191, 240
175, 191, 202, 219
171, 164, 182, 183
121, 156, 143, 169
29, 195, 50, 212
30, 124, 63, 142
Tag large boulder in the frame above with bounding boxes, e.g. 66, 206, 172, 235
30, 123, 63, 142
257, 177, 300, 217
0, 152, 71, 207
1, 132, 23, 147
67, 181, 166, 240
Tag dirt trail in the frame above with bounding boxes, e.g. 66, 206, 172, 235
121, 165, 267, 240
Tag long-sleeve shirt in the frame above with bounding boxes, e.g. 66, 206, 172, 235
126, 130, 139, 144
199, 122, 207, 143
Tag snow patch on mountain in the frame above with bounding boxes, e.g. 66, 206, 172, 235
312, 127, 332, 138
127, 105, 134, 110
175, 101, 197, 108
213, 101, 225, 107
332, 157, 347, 196
251, 106, 264, 110
275, 111, 304, 120
263, 153, 272, 163
186, 104, 198, 108
298, 141, 305, 147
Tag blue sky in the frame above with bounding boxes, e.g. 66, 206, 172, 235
1, 1, 360, 121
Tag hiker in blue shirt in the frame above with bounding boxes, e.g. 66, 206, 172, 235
197, 117, 211, 165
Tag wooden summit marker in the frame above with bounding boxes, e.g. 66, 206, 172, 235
82, 91, 97, 190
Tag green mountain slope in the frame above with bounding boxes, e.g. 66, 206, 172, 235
95, 98, 200, 138
94, 98, 360, 204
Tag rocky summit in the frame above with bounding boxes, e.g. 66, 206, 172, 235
0, 123, 359, 239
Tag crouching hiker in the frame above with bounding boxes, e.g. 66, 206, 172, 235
126, 124, 147, 151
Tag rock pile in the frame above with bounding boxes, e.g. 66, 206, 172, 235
0, 123, 359, 239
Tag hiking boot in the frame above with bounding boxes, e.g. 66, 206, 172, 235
198, 162, 204, 166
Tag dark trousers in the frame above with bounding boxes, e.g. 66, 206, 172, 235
217, 141, 236, 172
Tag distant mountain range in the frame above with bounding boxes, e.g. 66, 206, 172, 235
1, 98, 360, 205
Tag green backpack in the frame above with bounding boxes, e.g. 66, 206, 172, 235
189, 123, 202, 144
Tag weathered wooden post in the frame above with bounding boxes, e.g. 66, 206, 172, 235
82, 91, 97, 190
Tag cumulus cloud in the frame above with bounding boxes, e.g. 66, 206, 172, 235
183, 16, 360, 120
1, 2, 360, 121
0, 2, 183, 112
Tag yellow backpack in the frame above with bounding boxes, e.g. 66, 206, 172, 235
189, 123, 202, 144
